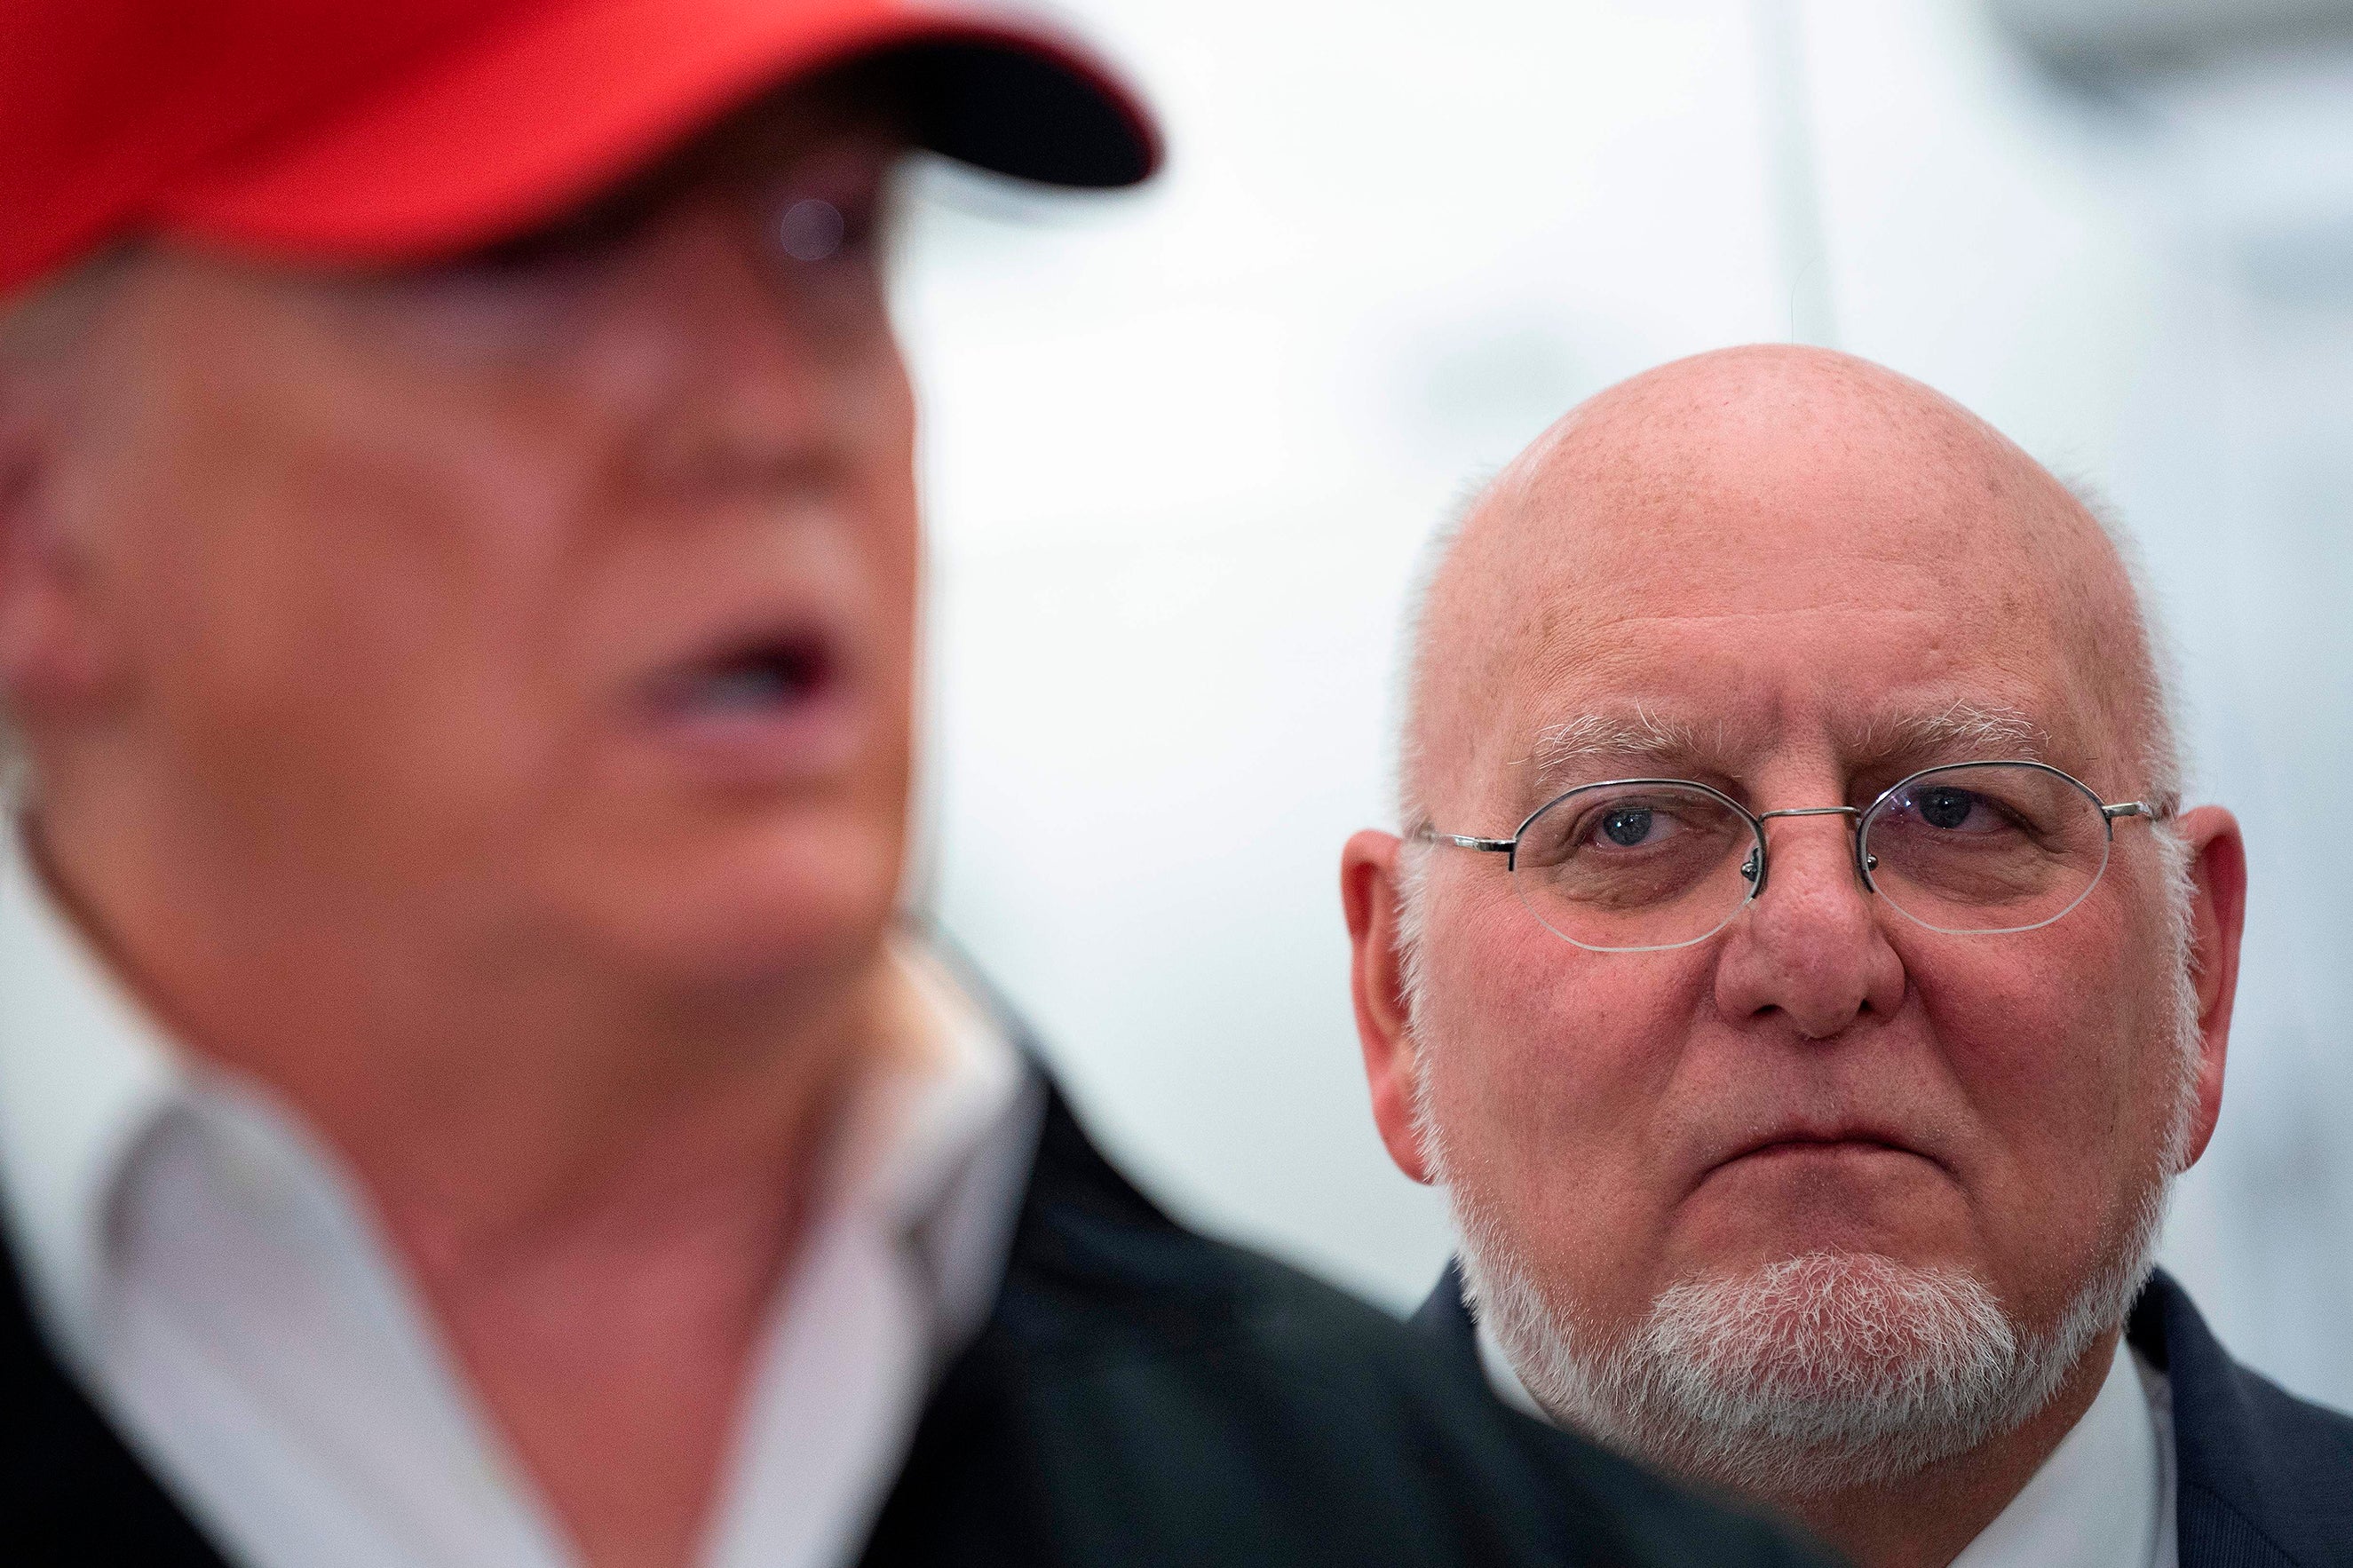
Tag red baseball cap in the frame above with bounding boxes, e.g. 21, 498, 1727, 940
0, 0, 1160, 299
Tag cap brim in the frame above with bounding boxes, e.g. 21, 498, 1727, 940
154, 0, 1159, 264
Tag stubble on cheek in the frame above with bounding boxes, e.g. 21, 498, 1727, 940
1416, 919, 1715, 1337
1893, 927, 2167, 1331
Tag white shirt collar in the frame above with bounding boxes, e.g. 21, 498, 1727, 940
1949, 1336, 2177, 1568
0, 818, 184, 1365
848, 938, 1036, 1348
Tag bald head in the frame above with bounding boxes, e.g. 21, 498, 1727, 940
1397, 344, 2177, 835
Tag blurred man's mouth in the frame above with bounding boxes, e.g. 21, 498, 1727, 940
639, 623, 864, 784
665, 633, 833, 710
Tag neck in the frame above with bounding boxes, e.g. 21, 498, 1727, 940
25, 784, 902, 1242
27, 793, 915, 1568
1766, 1330, 2120, 1568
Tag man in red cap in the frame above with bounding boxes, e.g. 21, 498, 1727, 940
0, 4, 1822, 1566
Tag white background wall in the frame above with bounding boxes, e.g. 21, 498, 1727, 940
895, 0, 2353, 1409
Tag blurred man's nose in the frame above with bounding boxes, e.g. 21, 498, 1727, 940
588, 195, 902, 503
1713, 811, 1908, 1040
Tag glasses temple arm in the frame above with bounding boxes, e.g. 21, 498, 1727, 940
1411, 825, 1515, 853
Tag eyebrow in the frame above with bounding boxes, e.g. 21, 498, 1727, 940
1517, 696, 2051, 798
1850, 699, 2050, 764
1523, 705, 1711, 785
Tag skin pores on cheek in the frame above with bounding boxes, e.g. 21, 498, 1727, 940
1889, 873, 2182, 1331
1419, 869, 1723, 1335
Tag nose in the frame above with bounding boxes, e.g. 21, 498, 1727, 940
1714, 810, 1908, 1040
581, 197, 907, 503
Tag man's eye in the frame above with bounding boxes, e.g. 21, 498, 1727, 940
1913, 788, 1985, 831
769, 172, 884, 265
1593, 807, 1670, 848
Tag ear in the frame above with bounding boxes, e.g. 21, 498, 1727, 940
1343, 828, 1436, 1184
0, 372, 110, 744
2168, 804, 2246, 1170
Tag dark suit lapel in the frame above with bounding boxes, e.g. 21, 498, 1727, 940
853, 1078, 1169, 1567
1413, 1256, 1484, 1382
0, 1224, 234, 1564
2130, 1270, 2353, 1568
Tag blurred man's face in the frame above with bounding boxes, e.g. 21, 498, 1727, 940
1352, 365, 2241, 1494
28, 86, 918, 996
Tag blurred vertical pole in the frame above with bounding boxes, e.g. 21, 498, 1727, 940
1753, 0, 1840, 347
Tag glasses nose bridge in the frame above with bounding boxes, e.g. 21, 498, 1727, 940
1745, 804, 1871, 901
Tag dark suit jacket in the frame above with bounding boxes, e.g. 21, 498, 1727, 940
0, 1079, 1820, 1566
1415, 1259, 2353, 1567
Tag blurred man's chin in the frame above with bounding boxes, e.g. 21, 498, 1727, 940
555, 813, 906, 995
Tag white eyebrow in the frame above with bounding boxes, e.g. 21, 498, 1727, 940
1524, 705, 1703, 780
1853, 699, 2049, 763
1518, 697, 2048, 793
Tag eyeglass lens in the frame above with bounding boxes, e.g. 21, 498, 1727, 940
1862, 762, 2111, 935
1509, 763, 2113, 952
1511, 782, 1756, 951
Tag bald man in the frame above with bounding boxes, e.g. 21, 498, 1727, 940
1343, 346, 2353, 1568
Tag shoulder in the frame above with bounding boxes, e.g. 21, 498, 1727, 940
2131, 1271, 2353, 1567
872, 1089, 1823, 1568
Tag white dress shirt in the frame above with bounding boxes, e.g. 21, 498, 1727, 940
0, 820, 1040, 1568
1949, 1337, 2177, 1568
1478, 1303, 2179, 1568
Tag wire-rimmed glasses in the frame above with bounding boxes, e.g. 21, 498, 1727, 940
1417, 760, 2162, 953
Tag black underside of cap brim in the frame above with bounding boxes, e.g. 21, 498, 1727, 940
883, 39, 1158, 189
